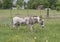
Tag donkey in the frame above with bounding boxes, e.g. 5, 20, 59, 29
12, 16, 44, 31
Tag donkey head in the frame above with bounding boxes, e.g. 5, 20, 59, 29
39, 16, 44, 28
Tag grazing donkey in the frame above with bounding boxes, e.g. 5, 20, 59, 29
12, 16, 44, 31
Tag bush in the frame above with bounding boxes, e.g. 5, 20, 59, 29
56, 6, 60, 11
0, 1, 3, 9
3, 0, 12, 9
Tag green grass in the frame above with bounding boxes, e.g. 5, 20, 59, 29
0, 9, 60, 42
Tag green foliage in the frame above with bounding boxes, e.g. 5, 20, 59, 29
17, 0, 23, 7
56, 6, 60, 11
2, 0, 12, 9
27, 0, 45, 9
43, 0, 49, 8
44, 0, 58, 9
0, 1, 2, 9
56, 2, 60, 11
51, 5, 56, 10
27, 0, 58, 9
0, 0, 59, 9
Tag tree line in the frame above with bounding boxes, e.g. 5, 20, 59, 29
0, 0, 60, 10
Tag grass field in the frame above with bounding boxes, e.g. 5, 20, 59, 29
0, 9, 60, 42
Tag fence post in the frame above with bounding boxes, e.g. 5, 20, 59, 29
46, 8, 49, 19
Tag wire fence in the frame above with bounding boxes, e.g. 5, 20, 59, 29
0, 9, 60, 42
0, 9, 60, 25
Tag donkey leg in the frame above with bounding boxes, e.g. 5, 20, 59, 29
41, 25, 44, 28
18, 23, 21, 31
11, 24, 15, 30
17, 26, 20, 31
30, 25, 33, 32
40, 21, 44, 28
